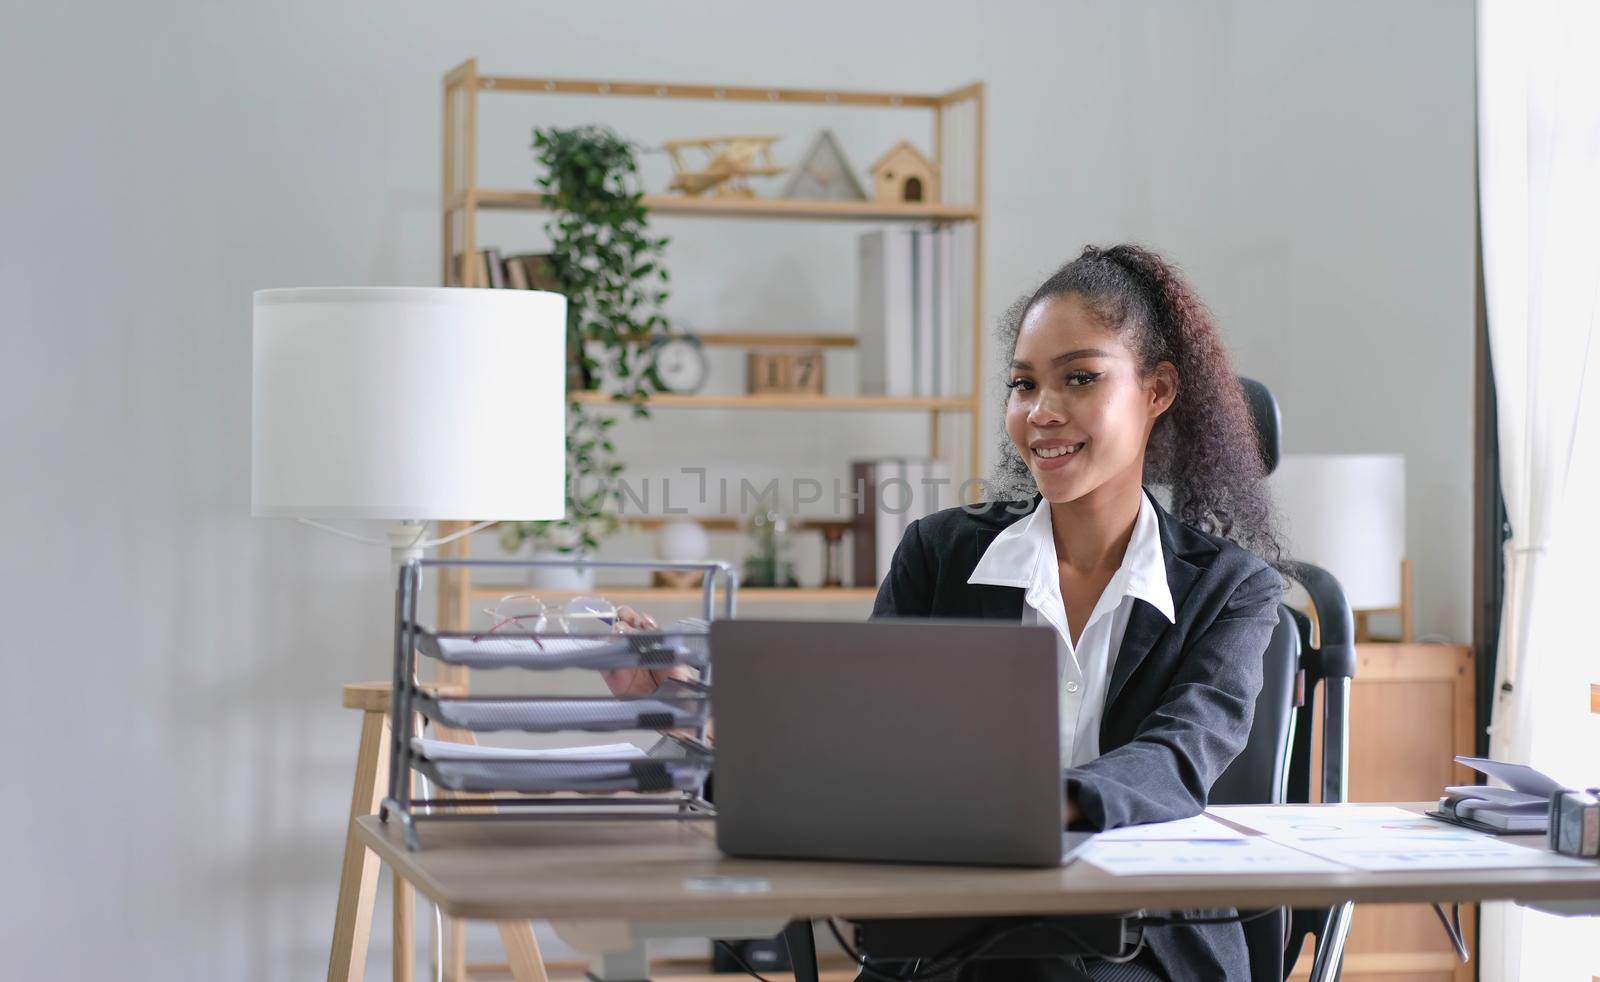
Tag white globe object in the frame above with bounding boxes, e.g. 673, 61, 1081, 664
656, 519, 711, 560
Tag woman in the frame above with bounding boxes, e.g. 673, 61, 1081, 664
611, 245, 1288, 982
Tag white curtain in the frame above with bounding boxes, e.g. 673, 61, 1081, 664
1477, 1, 1600, 979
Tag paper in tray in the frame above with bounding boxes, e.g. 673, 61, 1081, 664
417, 634, 678, 670
409, 737, 710, 794
415, 623, 708, 671
415, 687, 708, 734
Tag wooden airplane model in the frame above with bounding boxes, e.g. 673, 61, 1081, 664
662, 135, 785, 198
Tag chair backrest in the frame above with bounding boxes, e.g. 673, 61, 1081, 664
1211, 375, 1300, 813
1239, 376, 1282, 475
1203, 379, 1356, 982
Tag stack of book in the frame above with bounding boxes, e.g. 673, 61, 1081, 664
857, 227, 960, 398
850, 457, 950, 589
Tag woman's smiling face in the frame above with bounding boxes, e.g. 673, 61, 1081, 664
1004, 294, 1176, 503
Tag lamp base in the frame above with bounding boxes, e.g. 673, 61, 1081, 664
388, 522, 427, 569
1353, 557, 1415, 643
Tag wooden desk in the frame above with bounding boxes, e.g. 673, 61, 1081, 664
355, 805, 1599, 978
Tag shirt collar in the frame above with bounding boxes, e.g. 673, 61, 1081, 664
967, 487, 1176, 625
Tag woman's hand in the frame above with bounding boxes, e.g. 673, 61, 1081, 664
599, 605, 697, 697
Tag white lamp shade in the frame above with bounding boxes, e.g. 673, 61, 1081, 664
1270, 453, 1406, 609
252, 287, 567, 521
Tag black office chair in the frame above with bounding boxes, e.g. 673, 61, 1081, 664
1208, 376, 1357, 982
774, 378, 1357, 982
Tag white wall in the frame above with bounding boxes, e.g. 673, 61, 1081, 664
0, 1, 1475, 978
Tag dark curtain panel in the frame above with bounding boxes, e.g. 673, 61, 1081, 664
1473, 221, 1509, 758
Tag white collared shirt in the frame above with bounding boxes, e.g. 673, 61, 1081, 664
967, 488, 1175, 767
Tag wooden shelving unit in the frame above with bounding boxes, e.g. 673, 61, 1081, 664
571, 391, 973, 411
697, 332, 856, 348
464, 188, 980, 222
438, 58, 985, 621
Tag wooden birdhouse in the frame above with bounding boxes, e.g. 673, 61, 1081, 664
868, 140, 939, 204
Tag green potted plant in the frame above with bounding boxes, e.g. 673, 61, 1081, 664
499, 125, 671, 583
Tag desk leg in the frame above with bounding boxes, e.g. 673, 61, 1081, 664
1308, 901, 1354, 982
329, 711, 391, 982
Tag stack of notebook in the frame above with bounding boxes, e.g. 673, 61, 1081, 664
1429, 755, 1566, 834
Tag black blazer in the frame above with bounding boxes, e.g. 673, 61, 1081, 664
870, 487, 1286, 982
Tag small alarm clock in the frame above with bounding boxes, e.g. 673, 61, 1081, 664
647, 332, 709, 394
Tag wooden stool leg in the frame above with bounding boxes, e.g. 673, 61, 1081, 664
497, 921, 551, 982
328, 710, 391, 982
393, 866, 414, 982
445, 917, 466, 982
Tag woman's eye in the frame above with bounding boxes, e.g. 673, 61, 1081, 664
1067, 371, 1101, 386
1005, 378, 1034, 391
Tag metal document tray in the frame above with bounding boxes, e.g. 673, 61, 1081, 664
411, 681, 709, 734
410, 738, 712, 795
415, 626, 708, 671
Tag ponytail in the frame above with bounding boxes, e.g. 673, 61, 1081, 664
993, 244, 1286, 571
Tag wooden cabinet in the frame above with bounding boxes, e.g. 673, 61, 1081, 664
1296, 643, 1477, 981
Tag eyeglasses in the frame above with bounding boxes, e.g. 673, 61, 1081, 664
474, 593, 619, 643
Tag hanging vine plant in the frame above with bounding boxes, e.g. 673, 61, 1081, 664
499, 124, 671, 556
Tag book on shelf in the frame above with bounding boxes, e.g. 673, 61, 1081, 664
935, 225, 956, 396
857, 230, 913, 396
484, 247, 505, 289
858, 226, 959, 398
850, 457, 950, 590
505, 254, 530, 289
911, 227, 930, 396
451, 250, 559, 291
505, 253, 559, 291
452, 249, 494, 287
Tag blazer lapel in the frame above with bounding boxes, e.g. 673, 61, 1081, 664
1103, 501, 1206, 709
972, 525, 1026, 619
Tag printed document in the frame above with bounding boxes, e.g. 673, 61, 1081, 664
1093, 813, 1248, 841
1081, 836, 1347, 876
1209, 804, 1591, 872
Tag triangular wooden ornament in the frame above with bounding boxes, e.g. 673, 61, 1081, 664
781, 129, 868, 201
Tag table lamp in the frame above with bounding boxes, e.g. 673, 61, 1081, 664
252, 286, 568, 977
1271, 452, 1412, 642
251, 286, 568, 566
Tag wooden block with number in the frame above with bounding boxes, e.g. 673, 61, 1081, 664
789, 351, 825, 393
747, 352, 791, 393
747, 350, 824, 395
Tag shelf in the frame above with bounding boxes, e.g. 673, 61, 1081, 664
617, 515, 851, 533
468, 585, 877, 603
474, 74, 953, 109
699, 332, 856, 348
465, 189, 979, 224
570, 391, 973, 411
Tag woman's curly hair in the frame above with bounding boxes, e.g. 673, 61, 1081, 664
991, 243, 1287, 571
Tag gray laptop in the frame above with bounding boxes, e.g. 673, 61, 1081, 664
710, 618, 1090, 868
